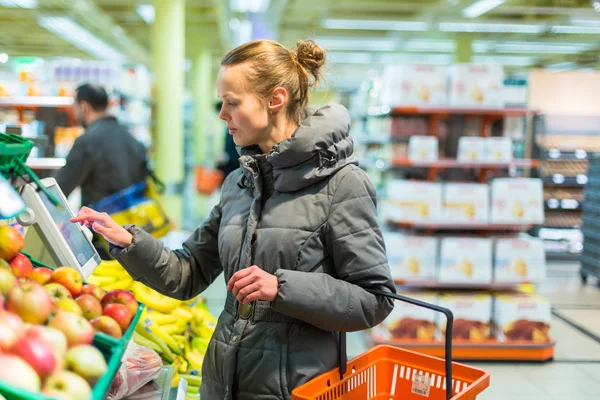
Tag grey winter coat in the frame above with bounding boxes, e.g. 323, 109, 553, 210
110, 104, 395, 400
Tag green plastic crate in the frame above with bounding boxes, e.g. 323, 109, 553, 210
0, 133, 34, 177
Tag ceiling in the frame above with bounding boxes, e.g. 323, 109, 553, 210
1, 0, 600, 90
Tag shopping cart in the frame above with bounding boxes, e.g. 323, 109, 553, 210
292, 290, 490, 400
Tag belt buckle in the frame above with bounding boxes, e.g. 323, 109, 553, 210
236, 301, 256, 323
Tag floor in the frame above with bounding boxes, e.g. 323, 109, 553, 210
198, 258, 600, 399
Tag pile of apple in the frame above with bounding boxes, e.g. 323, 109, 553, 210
0, 225, 139, 400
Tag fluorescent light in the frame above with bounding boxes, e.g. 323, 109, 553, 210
473, 41, 594, 54
38, 16, 126, 62
316, 38, 396, 51
321, 19, 429, 31
463, 0, 505, 18
439, 22, 545, 33
136, 4, 155, 25
546, 61, 576, 70
0, 53, 7, 63
570, 19, 600, 27
551, 25, 600, 34
230, 0, 270, 13
328, 52, 373, 64
0, 0, 37, 8
403, 39, 456, 52
473, 55, 536, 66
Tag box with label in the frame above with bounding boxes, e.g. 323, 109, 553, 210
485, 137, 513, 163
386, 180, 443, 222
439, 238, 493, 283
457, 137, 486, 162
443, 183, 489, 223
437, 294, 492, 341
376, 292, 438, 341
380, 65, 448, 107
494, 237, 546, 283
385, 233, 438, 281
490, 178, 544, 224
450, 64, 505, 108
408, 136, 439, 162
494, 295, 551, 342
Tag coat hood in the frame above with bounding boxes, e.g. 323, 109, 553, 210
239, 103, 357, 192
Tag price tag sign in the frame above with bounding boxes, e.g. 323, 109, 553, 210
0, 175, 25, 219
411, 373, 431, 397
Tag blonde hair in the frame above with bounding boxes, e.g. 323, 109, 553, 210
221, 39, 326, 124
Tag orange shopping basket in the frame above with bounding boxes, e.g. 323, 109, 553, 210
292, 290, 490, 400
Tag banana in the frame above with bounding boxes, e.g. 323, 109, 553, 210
162, 323, 186, 335
93, 262, 128, 276
172, 307, 194, 322
86, 275, 118, 286
180, 374, 203, 387
185, 350, 204, 372
103, 277, 133, 291
144, 318, 182, 355
131, 282, 182, 313
133, 332, 163, 354
135, 324, 174, 363
146, 309, 178, 325
171, 370, 180, 388
186, 386, 200, 395
191, 337, 209, 353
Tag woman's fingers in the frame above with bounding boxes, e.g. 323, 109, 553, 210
236, 282, 261, 304
231, 274, 258, 297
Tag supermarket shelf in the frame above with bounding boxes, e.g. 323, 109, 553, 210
394, 280, 531, 290
26, 158, 66, 170
542, 149, 593, 161
387, 220, 535, 231
368, 333, 555, 362
368, 105, 536, 117
354, 135, 407, 145
543, 175, 588, 187
0, 96, 74, 107
545, 199, 582, 211
390, 158, 539, 169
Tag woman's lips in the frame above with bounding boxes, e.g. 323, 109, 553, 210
228, 128, 237, 134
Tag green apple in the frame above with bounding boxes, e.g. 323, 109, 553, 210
65, 345, 107, 385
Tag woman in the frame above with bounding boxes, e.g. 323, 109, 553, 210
72, 39, 395, 400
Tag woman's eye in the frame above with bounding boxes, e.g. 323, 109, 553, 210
228, 102, 236, 107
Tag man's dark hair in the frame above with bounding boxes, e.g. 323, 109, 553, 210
75, 84, 108, 111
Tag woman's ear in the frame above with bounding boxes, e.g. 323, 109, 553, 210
268, 87, 288, 114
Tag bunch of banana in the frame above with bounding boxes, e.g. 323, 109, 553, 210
87, 260, 134, 291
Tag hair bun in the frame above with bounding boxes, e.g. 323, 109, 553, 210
295, 40, 326, 87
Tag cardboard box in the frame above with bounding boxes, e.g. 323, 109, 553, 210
439, 238, 493, 283
437, 294, 493, 341
490, 178, 544, 224
494, 295, 551, 342
450, 64, 505, 108
494, 237, 547, 283
408, 135, 439, 162
443, 183, 489, 223
457, 137, 486, 162
380, 65, 448, 107
386, 180, 443, 222
485, 137, 513, 162
376, 292, 438, 341
384, 233, 438, 281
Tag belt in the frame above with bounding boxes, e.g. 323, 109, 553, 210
224, 291, 299, 324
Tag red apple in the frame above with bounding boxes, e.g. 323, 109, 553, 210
44, 370, 91, 400
55, 298, 83, 316
0, 353, 41, 392
81, 284, 106, 302
0, 310, 25, 351
75, 294, 103, 321
101, 289, 138, 317
102, 303, 133, 332
8, 253, 32, 278
90, 316, 122, 339
48, 311, 94, 347
50, 267, 83, 298
0, 226, 24, 261
26, 325, 68, 355
29, 267, 53, 285
0, 267, 16, 296
65, 345, 107, 385
12, 336, 58, 379
6, 282, 53, 324
44, 282, 73, 302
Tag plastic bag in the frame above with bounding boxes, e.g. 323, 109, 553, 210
108, 341, 163, 400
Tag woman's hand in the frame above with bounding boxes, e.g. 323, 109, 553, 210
70, 207, 133, 248
227, 265, 279, 304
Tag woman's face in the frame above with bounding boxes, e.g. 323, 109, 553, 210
217, 65, 270, 149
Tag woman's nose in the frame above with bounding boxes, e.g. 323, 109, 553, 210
219, 108, 229, 121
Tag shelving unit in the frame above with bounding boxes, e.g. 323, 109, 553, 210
387, 221, 534, 232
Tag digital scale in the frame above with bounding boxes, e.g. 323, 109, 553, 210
16, 177, 101, 278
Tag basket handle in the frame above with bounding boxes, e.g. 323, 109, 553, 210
339, 289, 454, 400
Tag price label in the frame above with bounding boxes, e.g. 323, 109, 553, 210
0, 175, 25, 218
575, 149, 587, 160
411, 373, 431, 397
577, 175, 588, 185
549, 149, 561, 159
553, 174, 565, 184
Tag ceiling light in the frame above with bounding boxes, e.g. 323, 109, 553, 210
439, 22, 546, 33
473, 55, 536, 66
136, 5, 155, 25
473, 41, 594, 54
0, 53, 8, 64
38, 16, 127, 62
321, 19, 429, 31
0, 0, 37, 8
230, 0, 270, 13
463, 0, 505, 18
570, 19, 600, 27
327, 52, 373, 64
551, 25, 600, 34
315, 38, 396, 51
403, 39, 456, 52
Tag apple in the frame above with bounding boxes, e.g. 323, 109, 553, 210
0, 226, 24, 261
29, 267, 53, 285
101, 289, 138, 317
103, 303, 133, 332
6, 282, 53, 324
50, 267, 83, 298
0, 353, 41, 392
12, 336, 58, 379
48, 311, 94, 347
0, 267, 16, 296
0, 310, 25, 351
26, 325, 68, 355
75, 294, 103, 321
0, 259, 9, 269
55, 298, 83, 316
81, 284, 106, 302
44, 370, 92, 400
90, 316, 122, 339
65, 345, 107, 385
41, 388, 74, 400
45, 282, 73, 302
8, 253, 33, 278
